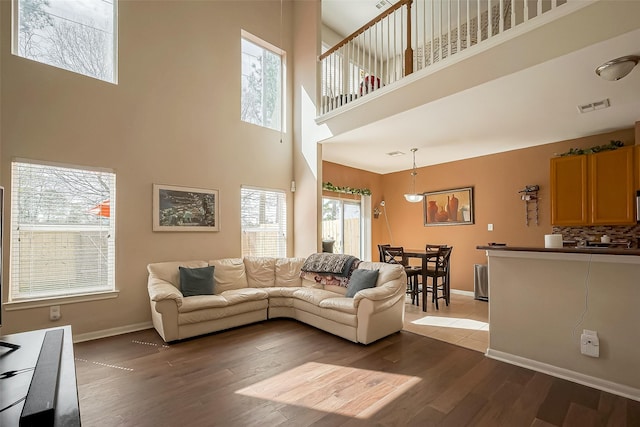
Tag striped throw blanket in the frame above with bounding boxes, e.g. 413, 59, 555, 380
301, 253, 359, 277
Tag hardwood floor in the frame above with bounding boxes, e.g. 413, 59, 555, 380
403, 292, 489, 352
74, 320, 639, 426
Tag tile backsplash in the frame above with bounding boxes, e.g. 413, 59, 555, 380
552, 224, 640, 248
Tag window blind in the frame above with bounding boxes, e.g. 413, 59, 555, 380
10, 161, 116, 301
241, 187, 287, 258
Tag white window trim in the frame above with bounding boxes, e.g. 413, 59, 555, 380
11, 0, 119, 84
241, 29, 286, 131
10, 158, 117, 302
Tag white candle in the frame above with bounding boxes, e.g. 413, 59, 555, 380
545, 234, 563, 248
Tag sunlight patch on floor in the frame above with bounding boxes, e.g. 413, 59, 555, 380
235, 362, 421, 419
411, 316, 488, 330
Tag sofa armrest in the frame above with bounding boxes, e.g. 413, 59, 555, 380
353, 280, 402, 303
148, 278, 184, 307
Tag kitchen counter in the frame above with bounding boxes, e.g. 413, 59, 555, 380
480, 247, 640, 401
476, 245, 640, 256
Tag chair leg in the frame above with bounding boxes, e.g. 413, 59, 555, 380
422, 279, 427, 312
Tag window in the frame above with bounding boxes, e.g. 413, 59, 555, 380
13, 0, 117, 83
322, 197, 362, 258
241, 187, 286, 258
10, 160, 116, 301
241, 30, 283, 131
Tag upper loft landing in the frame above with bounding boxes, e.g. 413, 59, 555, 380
316, 0, 640, 144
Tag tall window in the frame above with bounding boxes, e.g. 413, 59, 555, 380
10, 160, 116, 301
241, 187, 286, 258
13, 0, 117, 83
241, 30, 283, 131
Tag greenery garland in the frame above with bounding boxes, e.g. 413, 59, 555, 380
559, 140, 624, 157
323, 182, 372, 196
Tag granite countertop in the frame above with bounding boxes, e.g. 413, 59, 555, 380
476, 245, 640, 256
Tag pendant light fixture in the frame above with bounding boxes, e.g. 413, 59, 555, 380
404, 148, 424, 203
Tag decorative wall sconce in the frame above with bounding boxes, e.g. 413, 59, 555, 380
373, 200, 385, 219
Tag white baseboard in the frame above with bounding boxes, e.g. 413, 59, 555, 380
486, 348, 640, 402
451, 289, 475, 297
73, 322, 154, 343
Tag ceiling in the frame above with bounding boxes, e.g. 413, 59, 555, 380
320, 1, 640, 174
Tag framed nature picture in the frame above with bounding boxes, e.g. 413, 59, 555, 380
153, 184, 219, 231
423, 186, 474, 226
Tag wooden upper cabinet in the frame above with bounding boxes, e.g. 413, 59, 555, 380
550, 155, 588, 225
590, 146, 635, 225
550, 146, 635, 226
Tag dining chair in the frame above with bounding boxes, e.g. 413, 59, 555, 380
377, 244, 391, 262
381, 245, 422, 306
424, 246, 453, 310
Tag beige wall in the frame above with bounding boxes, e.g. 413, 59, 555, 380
292, 0, 326, 257
323, 127, 636, 292
487, 250, 640, 395
1, 1, 297, 336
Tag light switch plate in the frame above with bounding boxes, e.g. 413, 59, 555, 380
487, 224, 494, 231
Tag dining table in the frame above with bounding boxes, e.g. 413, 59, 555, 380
403, 248, 441, 311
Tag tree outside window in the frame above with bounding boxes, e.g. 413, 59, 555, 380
14, 0, 117, 83
241, 32, 283, 131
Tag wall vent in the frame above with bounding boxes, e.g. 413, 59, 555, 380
375, 0, 392, 9
386, 151, 405, 157
577, 98, 610, 114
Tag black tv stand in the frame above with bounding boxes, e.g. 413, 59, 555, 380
0, 326, 79, 426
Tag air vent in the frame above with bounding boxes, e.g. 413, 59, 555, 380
577, 98, 610, 114
386, 151, 405, 157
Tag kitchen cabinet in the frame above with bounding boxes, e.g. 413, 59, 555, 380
550, 155, 588, 225
551, 146, 635, 226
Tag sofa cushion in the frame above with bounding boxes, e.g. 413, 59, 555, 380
179, 265, 215, 297
261, 287, 300, 298
209, 258, 248, 294
147, 260, 208, 288
345, 269, 379, 297
293, 288, 340, 305
358, 261, 404, 284
318, 297, 357, 314
178, 300, 268, 325
221, 288, 269, 305
179, 294, 228, 313
243, 257, 276, 288
275, 257, 305, 287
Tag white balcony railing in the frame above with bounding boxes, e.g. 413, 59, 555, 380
319, 0, 568, 115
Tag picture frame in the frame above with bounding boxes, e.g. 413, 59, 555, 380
423, 186, 474, 226
153, 184, 219, 231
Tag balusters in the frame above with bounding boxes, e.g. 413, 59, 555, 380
318, 0, 565, 115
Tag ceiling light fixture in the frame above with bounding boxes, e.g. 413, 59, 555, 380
595, 55, 640, 81
404, 148, 423, 203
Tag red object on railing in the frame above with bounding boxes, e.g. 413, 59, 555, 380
89, 200, 110, 218
360, 76, 382, 96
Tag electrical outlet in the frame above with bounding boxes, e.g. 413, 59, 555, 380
50, 305, 61, 321
580, 329, 599, 357
487, 224, 494, 231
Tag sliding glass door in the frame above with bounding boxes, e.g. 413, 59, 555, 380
322, 197, 361, 258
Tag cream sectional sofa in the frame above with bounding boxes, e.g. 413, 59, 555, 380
147, 256, 406, 344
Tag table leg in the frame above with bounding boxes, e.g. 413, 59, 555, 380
421, 256, 428, 312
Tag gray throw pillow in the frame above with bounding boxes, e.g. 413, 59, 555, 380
179, 266, 215, 297
345, 269, 379, 298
